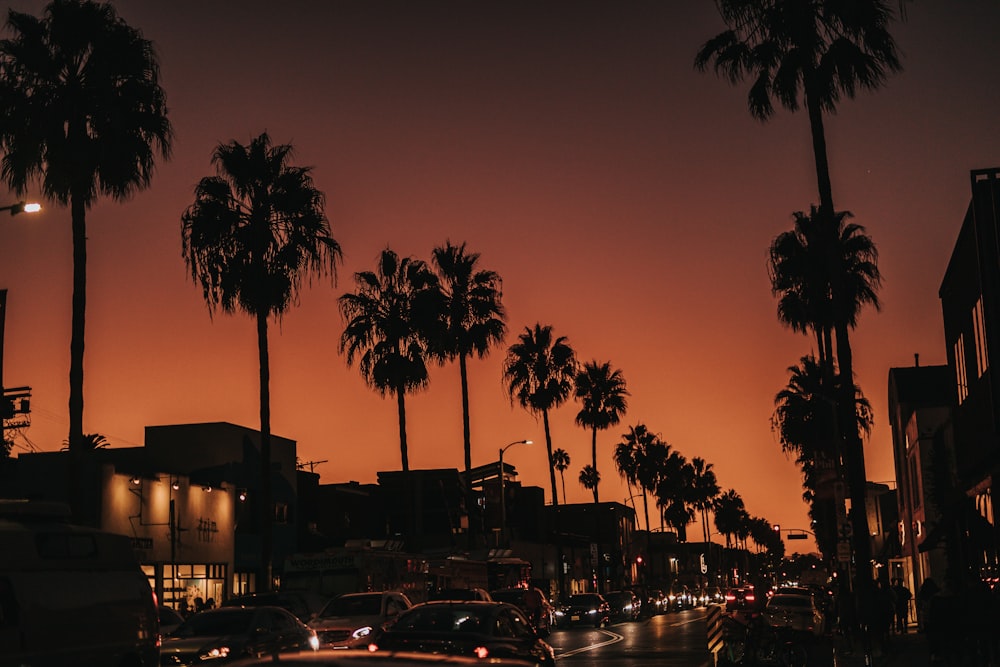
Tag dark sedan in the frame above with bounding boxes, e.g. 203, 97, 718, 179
603, 590, 640, 623
554, 593, 610, 628
160, 606, 319, 664
367, 601, 555, 667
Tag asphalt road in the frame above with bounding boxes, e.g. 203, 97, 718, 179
548, 607, 715, 667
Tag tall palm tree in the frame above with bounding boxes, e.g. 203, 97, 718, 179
695, 0, 901, 215
182, 132, 339, 592
579, 465, 600, 502
654, 451, 694, 540
429, 241, 506, 479
574, 360, 629, 503
697, 3, 899, 588
502, 324, 577, 506
0, 0, 172, 451
690, 457, 721, 544
552, 448, 571, 505
713, 489, 746, 549
637, 438, 672, 532
770, 206, 882, 575
615, 424, 657, 532
339, 248, 442, 472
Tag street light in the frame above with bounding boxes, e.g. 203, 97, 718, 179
0, 201, 41, 216
499, 439, 532, 546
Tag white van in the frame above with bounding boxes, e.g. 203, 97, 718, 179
0, 500, 159, 667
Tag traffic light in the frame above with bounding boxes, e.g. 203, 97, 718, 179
772, 524, 780, 533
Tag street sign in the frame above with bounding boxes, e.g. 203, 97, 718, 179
837, 543, 852, 562
787, 533, 808, 540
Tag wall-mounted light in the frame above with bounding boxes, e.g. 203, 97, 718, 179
172, 480, 180, 491
130, 477, 141, 486
238, 490, 247, 502
203, 485, 212, 493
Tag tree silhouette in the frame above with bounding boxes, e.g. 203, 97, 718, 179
502, 324, 577, 506
182, 132, 339, 591
339, 248, 442, 472
552, 448, 571, 505
574, 360, 628, 503
0, 0, 172, 450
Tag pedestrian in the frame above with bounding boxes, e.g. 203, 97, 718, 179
891, 578, 912, 633
194, 596, 205, 613
916, 577, 939, 634
178, 598, 190, 617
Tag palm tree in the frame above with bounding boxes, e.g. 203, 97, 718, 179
574, 360, 629, 503
769, 206, 882, 575
615, 424, 657, 532
579, 465, 600, 502
713, 489, 746, 549
638, 438, 672, 532
654, 452, 695, 540
182, 132, 339, 592
0, 0, 172, 451
690, 457, 721, 543
429, 241, 507, 480
339, 248, 442, 472
552, 448, 571, 505
695, 0, 901, 215
502, 324, 577, 506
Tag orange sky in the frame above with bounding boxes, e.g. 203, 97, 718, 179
3, 0, 1000, 553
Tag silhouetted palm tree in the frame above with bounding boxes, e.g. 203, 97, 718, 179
0, 0, 172, 450
502, 324, 577, 506
615, 424, 657, 531
713, 489, 746, 549
655, 451, 694, 540
574, 360, 628, 503
552, 448, 571, 505
429, 241, 507, 480
182, 132, 339, 592
638, 438, 673, 532
695, 0, 901, 214
690, 458, 720, 543
579, 465, 600, 503
339, 249, 441, 472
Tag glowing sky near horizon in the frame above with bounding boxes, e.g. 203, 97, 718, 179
3, 0, 1000, 552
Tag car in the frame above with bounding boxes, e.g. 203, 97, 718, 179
308, 591, 412, 648
367, 601, 555, 667
222, 590, 330, 623
707, 586, 726, 605
489, 587, 556, 633
160, 604, 187, 636
427, 587, 493, 602
724, 586, 759, 616
554, 593, 611, 628
161, 605, 319, 664
224, 650, 540, 666
667, 585, 693, 611
643, 589, 667, 615
763, 593, 825, 637
603, 590, 641, 622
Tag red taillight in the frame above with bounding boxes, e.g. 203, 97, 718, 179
725, 594, 736, 602
367, 644, 379, 653
745, 593, 755, 602
474, 646, 489, 659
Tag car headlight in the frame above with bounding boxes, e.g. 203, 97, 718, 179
308, 635, 320, 651
352, 626, 373, 640
554, 610, 565, 617
587, 609, 597, 615
198, 646, 231, 660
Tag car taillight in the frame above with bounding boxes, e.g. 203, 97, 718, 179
745, 594, 755, 602
367, 643, 379, 652
475, 646, 489, 659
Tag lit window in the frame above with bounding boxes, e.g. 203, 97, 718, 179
955, 335, 968, 403
973, 297, 989, 377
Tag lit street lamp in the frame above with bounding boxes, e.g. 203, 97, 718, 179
0, 201, 41, 216
499, 439, 532, 546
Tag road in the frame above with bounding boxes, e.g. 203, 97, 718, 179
548, 607, 715, 667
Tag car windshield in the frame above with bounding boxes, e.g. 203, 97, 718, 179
769, 595, 811, 608
319, 594, 382, 618
173, 609, 253, 637
393, 606, 489, 633
568, 595, 600, 605
428, 589, 478, 600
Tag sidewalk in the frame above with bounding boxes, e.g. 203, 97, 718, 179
813, 624, 931, 667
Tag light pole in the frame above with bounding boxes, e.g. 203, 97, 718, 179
0, 201, 41, 216
499, 439, 532, 547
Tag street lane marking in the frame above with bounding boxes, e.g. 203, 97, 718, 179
555, 629, 624, 659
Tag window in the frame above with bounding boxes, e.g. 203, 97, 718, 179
955, 335, 968, 403
973, 297, 989, 377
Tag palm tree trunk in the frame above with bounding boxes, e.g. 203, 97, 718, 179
560, 470, 567, 505
542, 410, 558, 506
641, 492, 650, 533
256, 311, 273, 593
806, 86, 835, 214
459, 352, 472, 475
68, 191, 87, 451
396, 387, 409, 472
591, 427, 599, 503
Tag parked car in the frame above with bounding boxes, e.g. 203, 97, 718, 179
603, 590, 641, 622
161, 606, 319, 664
160, 604, 187, 636
427, 587, 493, 602
707, 586, 725, 605
554, 593, 610, 628
367, 601, 555, 666
222, 590, 330, 622
763, 593, 825, 637
489, 587, 555, 633
308, 591, 412, 648
643, 589, 667, 615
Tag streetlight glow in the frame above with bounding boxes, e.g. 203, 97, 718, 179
21, 202, 41, 213
1, 201, 42, 216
